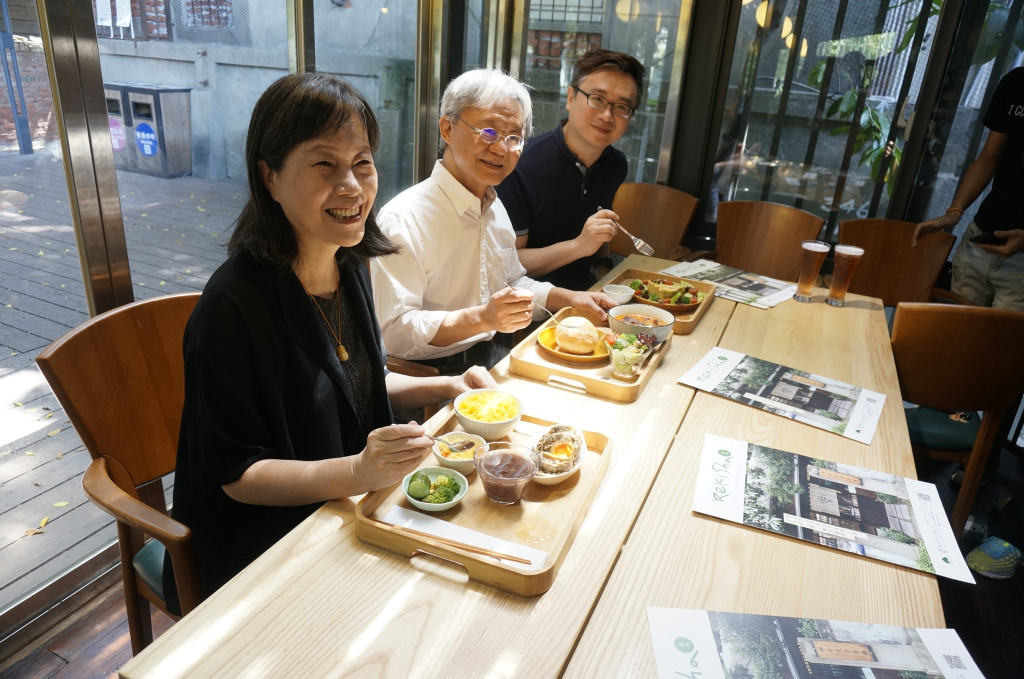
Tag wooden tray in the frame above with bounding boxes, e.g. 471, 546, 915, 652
508, 307, 671, 403
354, 413, 610, 597
609, 269, 716, 335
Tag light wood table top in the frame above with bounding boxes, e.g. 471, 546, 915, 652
563, 287, 946, 677
120, 255, 737, 678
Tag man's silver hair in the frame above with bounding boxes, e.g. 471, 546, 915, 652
439, 69, 533, 150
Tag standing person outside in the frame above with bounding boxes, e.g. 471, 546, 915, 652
370, 69, 615, 375
914, 66, 1024, 310
167, 72, 493, 611
497, 49, 646, 290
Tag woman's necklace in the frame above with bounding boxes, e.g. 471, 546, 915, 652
309, 289, 349, 362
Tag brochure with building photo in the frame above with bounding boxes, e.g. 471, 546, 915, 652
692, 434, 974, 583
661, 258, 796, 308
647, 607, 984, 679
678, 347, 885, 444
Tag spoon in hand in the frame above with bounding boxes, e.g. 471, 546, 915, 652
427, 435, 476, 453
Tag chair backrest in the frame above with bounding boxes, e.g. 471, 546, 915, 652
610, 182, 699, 259
716, 200, 825, 281
891, 303, 1024, 413
838, 218, 955, 306
36, 292, 200, 501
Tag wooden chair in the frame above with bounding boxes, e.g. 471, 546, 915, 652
713, 200, 825, 281
386, 355, 443, 420
610, 182, 699, 260
891, 302, 1024, 538
35, 292, 202, 654
837, 218, 956, 306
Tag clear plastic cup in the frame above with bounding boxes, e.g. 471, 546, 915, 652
474, 442, 539, 505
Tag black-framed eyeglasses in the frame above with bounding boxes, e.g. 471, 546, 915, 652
573, 87, 635, 119
459, 119, 525, 151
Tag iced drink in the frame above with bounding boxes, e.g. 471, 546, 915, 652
826, 244, 864, 307
793, 240, 830, 303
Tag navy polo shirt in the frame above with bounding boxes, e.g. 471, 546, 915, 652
497, 122, 628, 290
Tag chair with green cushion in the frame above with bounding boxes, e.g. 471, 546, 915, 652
36, 292, 203, 654
891, 302, 1024, 539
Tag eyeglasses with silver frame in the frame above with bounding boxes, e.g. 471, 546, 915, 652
458, 119, 525, 151
572, 86, 635, 119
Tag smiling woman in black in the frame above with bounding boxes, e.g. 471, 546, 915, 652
165, 72, 493, 611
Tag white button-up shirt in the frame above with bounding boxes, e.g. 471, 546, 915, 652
371, 160, 553, 360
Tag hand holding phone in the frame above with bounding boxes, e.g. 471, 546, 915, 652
970, 232, 1008, 246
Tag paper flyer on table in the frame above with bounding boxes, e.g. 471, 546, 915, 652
646, 607, 985, 679
678, 347, 886, 444
692, 434, 974, 583
661, 258, 796, 308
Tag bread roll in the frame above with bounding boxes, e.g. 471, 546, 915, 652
555, 316, 599, 354
535, 424, 584, 474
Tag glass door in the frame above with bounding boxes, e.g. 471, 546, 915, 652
707, 0, 939, 239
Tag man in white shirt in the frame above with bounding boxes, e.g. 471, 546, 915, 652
371, 69, 615, 373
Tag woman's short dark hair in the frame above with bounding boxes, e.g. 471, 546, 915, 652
229, 71, 399, 267
570, 49, 646, 107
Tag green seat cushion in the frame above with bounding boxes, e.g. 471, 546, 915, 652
132, 538, 166, 603
904, 405, 980, 451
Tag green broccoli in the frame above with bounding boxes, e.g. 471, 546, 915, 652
628, 278, 644, 291
424, 474, 460, 503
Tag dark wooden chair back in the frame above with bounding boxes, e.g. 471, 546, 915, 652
36, 292, 202, 653
891, 302, 1024, 536
611, 182, 699, 260
716, 200, 825, 281
838, 218, 955, 306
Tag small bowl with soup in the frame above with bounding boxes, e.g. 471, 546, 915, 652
608, 303, 675, 343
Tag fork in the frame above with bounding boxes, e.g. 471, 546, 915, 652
599, 206, 655, 256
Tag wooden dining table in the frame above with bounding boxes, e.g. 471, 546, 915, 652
119, 255, 944, 678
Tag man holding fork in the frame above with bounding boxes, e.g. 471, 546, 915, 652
370, 69, 614, 375
498, 49, 646, 290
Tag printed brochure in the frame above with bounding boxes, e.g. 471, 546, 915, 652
678, 347, 885, 444
692, 433, 974, 583
661, 258, 796, 308
647, 607, 984, 679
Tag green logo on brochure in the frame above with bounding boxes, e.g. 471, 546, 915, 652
673, 636, 695, 653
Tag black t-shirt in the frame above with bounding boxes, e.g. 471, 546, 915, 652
976, 67, 1024, 232
165, 252, 393, 607
497, 122, 627, 290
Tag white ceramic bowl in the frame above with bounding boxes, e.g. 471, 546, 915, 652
532, 461, 582, 486
602, 284, 636, 305
431, 432, 486, 475
402, 466, 469, 512
608, 303, 675, 343
453, 389, 523, 440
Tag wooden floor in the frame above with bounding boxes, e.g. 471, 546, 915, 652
1, 147, 242, 614
0, 580, 173, 679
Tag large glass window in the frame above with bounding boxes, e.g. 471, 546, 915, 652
710, 0, 938, 239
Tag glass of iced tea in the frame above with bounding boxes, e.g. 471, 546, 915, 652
793, 240, 830, 303
826, 244, 865, 307
474, 442, 540, 505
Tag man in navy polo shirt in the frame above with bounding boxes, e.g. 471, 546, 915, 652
498, 49, 645, 290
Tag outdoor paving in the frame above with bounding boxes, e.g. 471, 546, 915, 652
0, 146, 245, 615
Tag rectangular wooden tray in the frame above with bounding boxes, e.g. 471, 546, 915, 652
609, 269, 716, 335
354, 413, 610, 597
508, 307, 671, 403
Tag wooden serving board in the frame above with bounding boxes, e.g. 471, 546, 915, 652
610, 269, 716, 335
354, 413, 610, 597
508, 307, 671, 403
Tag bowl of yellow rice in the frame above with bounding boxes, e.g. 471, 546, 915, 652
453, 389, 523, 440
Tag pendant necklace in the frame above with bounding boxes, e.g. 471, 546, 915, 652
309, 289, 349, 362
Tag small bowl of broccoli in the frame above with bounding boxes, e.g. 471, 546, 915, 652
402, 466, 469, 512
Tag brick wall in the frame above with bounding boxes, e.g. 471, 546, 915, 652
0, 40, 59, 150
